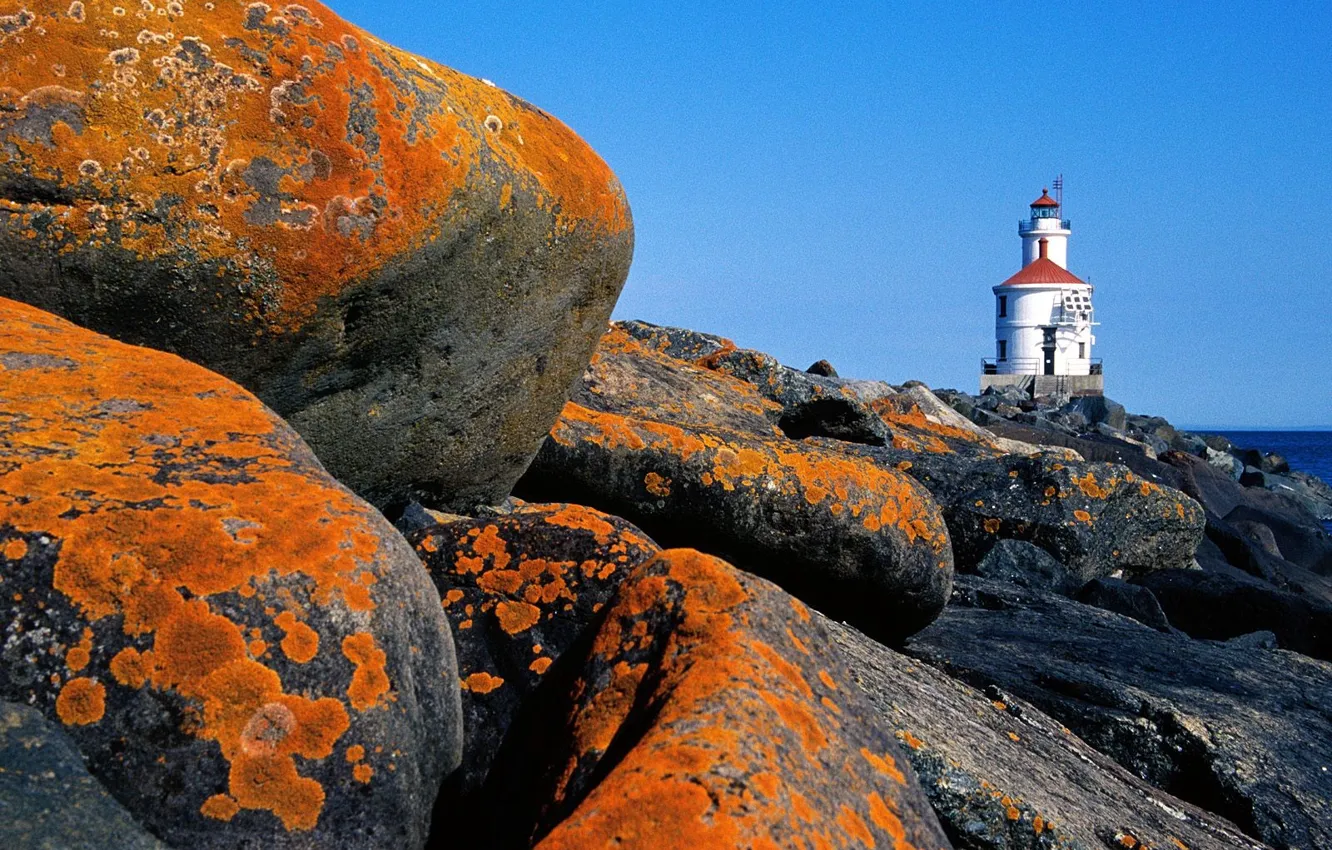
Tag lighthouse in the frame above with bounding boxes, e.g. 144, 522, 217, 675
980, 185, 1104, 398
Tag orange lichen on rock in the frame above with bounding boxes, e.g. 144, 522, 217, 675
65, 628, 93, 672
0, 298, 455, 833
55, 676, 105, 725
549, 402, 949, 552
342, 633, 390, 711
463, 672, 505, 694
0, 0, 628, 330
274, 611, 320, 664
526, 550, 949, 849
576, 325, 783, 437
201, 793, 241, 822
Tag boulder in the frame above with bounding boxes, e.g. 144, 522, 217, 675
973, 538, 1080, 595
906, 575, 1332, 850
1074, 578, 1172, 632
573, 325, 782, 437
409, 504, 660, 796
0, 1, 633, 510
0, 700, 165, 850
517, 402, 955, 642
615, 319, 736, 363
1163, 451, 1332, 574
1060, 396, 1127, 431
1134, 569, 1332, 661
469, 549, 954, 849
1264, 471, 1332, 522
1206, 448, 1244, 481
696, 343, 901, 444
807, 358, 839, 377
0, 299, 461, 848
829, 442, 1205, 581
826, 619, 1265, 850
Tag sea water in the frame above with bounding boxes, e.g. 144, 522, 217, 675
1216, 430, 1332, 534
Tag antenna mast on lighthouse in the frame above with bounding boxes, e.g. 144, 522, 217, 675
1053, 174, 1064, 214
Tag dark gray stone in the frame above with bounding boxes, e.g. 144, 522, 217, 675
827, 617, 1265, 850
0, 700, 165, 850
974, 538, 1079, 595
906, 575, 1332, 850
1134, 568, 1332, 661
1075, 577, 1172, 632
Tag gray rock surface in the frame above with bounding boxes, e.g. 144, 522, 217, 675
826, 617, 1266, 850
0, 700, 165, 850
906, 575, 1332, 850
0, 5, 634, 511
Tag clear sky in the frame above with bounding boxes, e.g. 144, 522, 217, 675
326, 1, 1332, 428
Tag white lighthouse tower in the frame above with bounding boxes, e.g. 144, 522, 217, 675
980, 185, 1103, 397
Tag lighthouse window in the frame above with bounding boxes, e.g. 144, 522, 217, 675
998, 296, 1007, 317
1079, 342, 1086, 358
998, 340, 1007, 361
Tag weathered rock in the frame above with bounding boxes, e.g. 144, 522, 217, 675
1074, 578, 1172, 632
0, 298, 460, 848
973, 538, 1080, 594
1134, 569, 1332, 661
907, 575, 1332, 850
0, 700, 165, 850
0, 2, 633, 510
409, 504, 660, 796
1266, 470, 1332, 522
807, 358, 839, 377
616, 319, 736, 363
471, 549, 954, 849
829, 442, 1205, 581
826, 619, 1266, 850
517, 402, 955, 642
1060, 396, 1127, 431
1163, 450, 1332, 574
574, 324, 782, 437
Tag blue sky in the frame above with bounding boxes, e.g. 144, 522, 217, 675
326, 2, 1332, 428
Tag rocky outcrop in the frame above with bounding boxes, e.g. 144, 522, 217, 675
0, 700, 166, 850
974, 538, 1079, 594
518, 402, 955, 642
1074, 578, 1172, 632
0, 1, 633, 510
830, 442, 1205, 581
826, 618, 1265, 850
573, 325, 782, 437
469, 549, 954, 849
0, 298, 460, 848
410, 504, 661, 795
907, 575, 1332, 850
1135, 569, 1332, 661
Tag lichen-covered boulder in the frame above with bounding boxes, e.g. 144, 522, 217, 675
409, 503, 660, 795
0, 0, 633, 510
828, 441, 1205, 581
0, 699, 166, 850
473, 549, 954, 849
0, 298, 461, 848
574, 324, 782, 437
517, 402, 955, 642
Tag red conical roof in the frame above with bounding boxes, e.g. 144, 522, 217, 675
1030, 188, 1059, 208
1001, 257, 1085, 286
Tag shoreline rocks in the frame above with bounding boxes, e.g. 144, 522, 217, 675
0, 298, 461, 848
0, 0, 633, 511
518, 401, 955, 643
467, 549, 954, 849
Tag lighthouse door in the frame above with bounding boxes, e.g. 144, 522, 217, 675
1041, 327, 1056, 375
